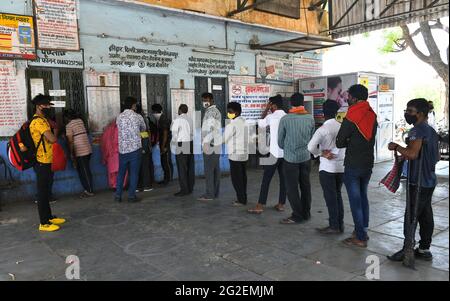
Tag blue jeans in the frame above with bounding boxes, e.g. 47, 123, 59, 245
344, 168, 372, 241
116, 149, 142, 200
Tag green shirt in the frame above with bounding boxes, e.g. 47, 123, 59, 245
278, 113, 315, 164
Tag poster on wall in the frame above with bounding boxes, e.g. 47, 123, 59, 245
230, 84, 271, 121
0, 61, 27, 136
170, 89, 195, 124
87, 86, 121, 134
256, 54, 293, 85
34, 0, 80, 51
300, 78, 327, 124
0, 13, 36, 60
293, 57, 322, 80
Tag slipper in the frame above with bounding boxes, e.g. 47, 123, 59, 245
274, 205, 285, 212
280, 218, 299, 225
247, 208, 264, 214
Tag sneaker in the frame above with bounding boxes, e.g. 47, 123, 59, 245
39, 224, 60, 232
128, 197, 141, 203
114, 197, 122, 203
197, 196, 214, 201
232, 201, 246, 207
387, 249, 405, 262
49, 217, 66, 225
143, 187, 154, 192
415, 248, 433, 261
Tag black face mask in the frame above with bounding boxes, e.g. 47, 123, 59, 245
404, 113, 418, 125
42, 108, 52, 117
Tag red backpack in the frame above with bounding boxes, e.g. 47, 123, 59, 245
7, 116, 46, 171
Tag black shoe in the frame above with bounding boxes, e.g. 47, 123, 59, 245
316, 226, 341, 235
157, 181, 169, 187
415, 248, 433, 261
128, 197, 141, 203
339, 225, 345, 233
114, 197, 122, 203
174, 192, 189, 197
387, 249, 405, 262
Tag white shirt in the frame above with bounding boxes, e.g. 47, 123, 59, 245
428, 112, 436, 130
258, 110, 287, 158
171, 113, 193, 142
308, 118, 345, 173
224, 116, 249, 162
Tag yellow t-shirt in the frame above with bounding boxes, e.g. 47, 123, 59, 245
29, 115, 53, 164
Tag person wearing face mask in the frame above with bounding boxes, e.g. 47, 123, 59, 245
150, 103, 173, 186
248, 95, 287, 214
198, 93, 222, 202
29, 94, 65, 232
171, 104, 195, 197
224, 102, 249, 207
336, 85, 378, 248
387, 98, 440, 262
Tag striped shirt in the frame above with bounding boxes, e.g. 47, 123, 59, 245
278, 113, 315, 164
66, 119, 92, 157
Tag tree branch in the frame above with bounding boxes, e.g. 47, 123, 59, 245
400, 24, 431, 63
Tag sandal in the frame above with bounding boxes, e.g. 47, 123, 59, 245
274, 204, 285, 212
247, 208, 264, 214
280, 218, 299, 225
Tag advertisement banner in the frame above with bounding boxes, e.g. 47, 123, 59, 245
256, 54, 293, 85
230, 84, 271, 121
0, 13, 36, 60
0, 61, 27, 137
34, 0, 80, 51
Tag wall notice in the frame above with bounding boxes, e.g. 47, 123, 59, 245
230, 84, 271, 121
170, 89, 195, 123
293, 57, 322, 80
34, 0, 80, 51
87, 87, 121, 134
108, 44, 179, 69
0, 13, 36, 60
188, 56, 235, 76
0, 61, 27, 137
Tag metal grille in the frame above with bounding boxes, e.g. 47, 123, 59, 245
26, 69, 53, 119
146, 75, 168, 113
120, 73, 142, 111
60, 69, 86, 120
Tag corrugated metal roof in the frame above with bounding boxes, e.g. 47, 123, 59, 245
326, 0, 449, 38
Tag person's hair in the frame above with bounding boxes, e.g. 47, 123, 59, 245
328, 77, 342, 89
123, 97, 138, 110
151, 103, 163, 113
290, 93, 304, 107
227, 102, 242, 115
348, 84, 368, 101
323, 100, 339, 120
407, 98, 430, 115
32, 94, 51, 105
270, 95, 284, 109
63, 109, 80, 121
179, 104, 188, 114
135, 104, 143, 115
201, 92, 213, 101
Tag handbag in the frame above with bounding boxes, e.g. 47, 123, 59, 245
380, 154, 405, 193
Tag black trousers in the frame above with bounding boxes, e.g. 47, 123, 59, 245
283, 160, 312, 222
160, 148, 173, 184
76, 154, 94, 193
258, 158, 286, 205
404, 185, 435, 250
319, 171, 344, 230
229, 160, 248, 205
175, 141, 195, 194
138, 145, 154, 190
33, 163, 54, 225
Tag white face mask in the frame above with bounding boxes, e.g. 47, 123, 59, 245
203, 102, 211, 109
153, 113, 162, 121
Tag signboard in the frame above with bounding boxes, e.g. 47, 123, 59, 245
255, 0, 301, 19
34, 0, 80, 51
230, 84, 271, 121
29, 49, 84, 69
0, 61, 27, 136
49, 89, 66, 97
256, 54, 293, 85
52, 100, 66, 108
293, 57, 322, 80
171, 89, 195, 123
0, 13, 36, 60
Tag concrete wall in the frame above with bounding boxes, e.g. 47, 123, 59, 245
0, 0, 322, 202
